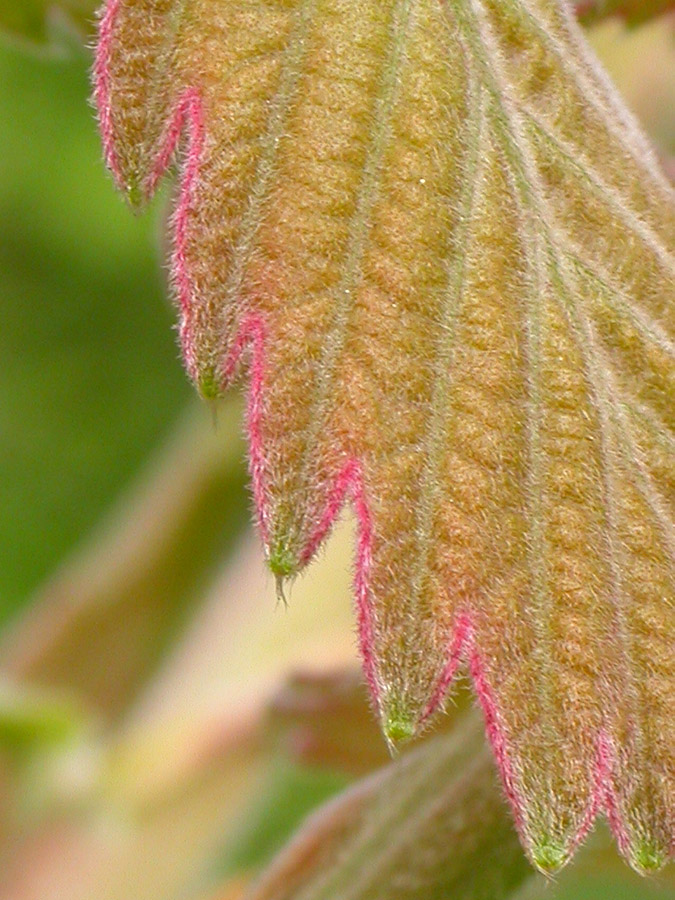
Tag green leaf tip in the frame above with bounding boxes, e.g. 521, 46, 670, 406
530, 836, 569, 875
631, 839, 669, 875
382, 701, 417, 750
125, 179, 146, 215
197, 368, 223, 402
267, 543, 298, 581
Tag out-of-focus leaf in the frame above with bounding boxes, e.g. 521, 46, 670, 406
108, 516, 357, 807
0, 534, 360, 900
0, 678, 85, 755
245, 710, 532, 900
0, 0, 97, 45
220, 762, 350, 879
265, 668, 470, 777
575, 1, 675, 25
213, 672, 473, 887
264, 670, 391, 777
96, 0, 675, 874
0, 402, 248, 719
0, 725, 264, 900
586, 16, 675, 157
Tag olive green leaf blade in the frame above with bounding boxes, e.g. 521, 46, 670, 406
0, 0, 97, 43
94, 0, 675, 874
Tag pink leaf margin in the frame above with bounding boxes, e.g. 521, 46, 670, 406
93, 0, 123, 187
92, 2, 660, 866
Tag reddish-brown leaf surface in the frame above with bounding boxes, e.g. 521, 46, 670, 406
95, 0, 674, 874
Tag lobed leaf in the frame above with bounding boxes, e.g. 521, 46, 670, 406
95, 0, 675, 874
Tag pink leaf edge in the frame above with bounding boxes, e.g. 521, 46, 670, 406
93, 0, 123, 187
93, 5, 667, 867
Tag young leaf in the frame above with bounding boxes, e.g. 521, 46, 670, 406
95, 0, 675, 874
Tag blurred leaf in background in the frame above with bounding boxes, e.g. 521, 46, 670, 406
1, 403, 250, 718
577, 1, 675, 26
0, 0, 97, 47
589, 13, 675, 154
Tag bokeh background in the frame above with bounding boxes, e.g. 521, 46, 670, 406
0, 9, 674, 900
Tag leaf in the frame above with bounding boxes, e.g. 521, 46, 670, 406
244, 710, 533, 900
100, 513, 357, 808
538, 826, 675, 900
0, 546, 356, 900
264, 670, 393, 777
1, 403, 249, 719
95, 0, 675, 874
0, 0, 98, 44
0, 678, 85, 756
574, 1, 675, 25
220, 762, 351, 879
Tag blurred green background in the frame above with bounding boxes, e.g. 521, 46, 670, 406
0, 10, 674, 900
0, 38, 190, 619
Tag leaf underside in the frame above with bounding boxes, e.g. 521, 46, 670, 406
95, 0, 675, 874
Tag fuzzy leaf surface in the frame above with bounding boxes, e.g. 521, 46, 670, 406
95, 0, 675, 874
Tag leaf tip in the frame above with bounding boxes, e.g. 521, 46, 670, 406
197, 368, 223, 402
382, 700, 417, 753
273, 573, 289, 608
125, 178, 146, 215
530, 836, 569, 876
628, 839, 669, 876
267, 540, 299, 580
